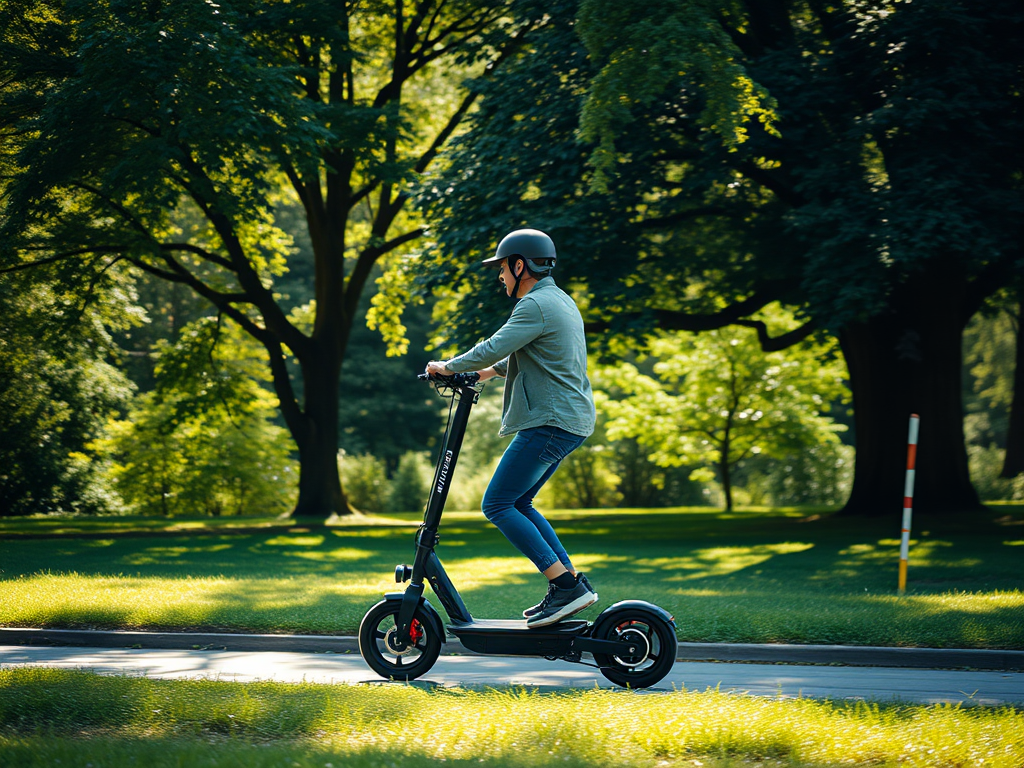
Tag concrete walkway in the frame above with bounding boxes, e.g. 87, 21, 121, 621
4, 627, 1023, 670
3, 644, 1021, 706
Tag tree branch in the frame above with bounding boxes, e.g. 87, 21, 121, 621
343, 227, 425, 320
585, 284, 788, 336
0, 245, 124, 274
158, 242, 233, 270
413, 17, 539, 176
734, 318, 818, 352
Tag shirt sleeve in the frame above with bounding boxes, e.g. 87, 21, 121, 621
446, 299, 544, 373
492, 357, 510, 377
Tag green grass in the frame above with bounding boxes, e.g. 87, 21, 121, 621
1, 507, 1023, 648
0, 668, 1021, 767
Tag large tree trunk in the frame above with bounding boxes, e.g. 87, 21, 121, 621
290, 348, 351, 519
1000, 296, 1024, 478
840, 268, 984, 517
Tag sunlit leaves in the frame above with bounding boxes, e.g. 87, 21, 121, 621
577, 0, 777, 190
95, 315, 297, 516
597, 306, 849, 508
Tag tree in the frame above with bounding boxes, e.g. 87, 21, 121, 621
0, 273, 134, 516
963, 288, 1024, 493
96, 316, 298, 516
0, 0, 546, 518
417, 0, 1024, 517
597, 318, 849, 511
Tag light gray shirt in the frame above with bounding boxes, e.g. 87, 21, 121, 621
446, 277, 596, 437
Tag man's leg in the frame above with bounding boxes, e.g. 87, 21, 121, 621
514, 460, 575, 575
481, 428, 565, 573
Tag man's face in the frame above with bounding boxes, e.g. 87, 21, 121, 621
498, 258, 520, 297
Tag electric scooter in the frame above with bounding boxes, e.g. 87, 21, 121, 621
358, 372, 678, 688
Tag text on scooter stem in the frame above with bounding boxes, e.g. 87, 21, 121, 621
436, 449, 454, 494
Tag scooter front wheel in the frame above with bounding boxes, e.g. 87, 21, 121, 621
591, 608, 677, 689
358, 600, 442, 681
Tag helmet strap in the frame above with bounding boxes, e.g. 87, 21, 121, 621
509, 256, 525, 302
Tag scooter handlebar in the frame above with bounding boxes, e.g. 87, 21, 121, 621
419, 371, 481, 388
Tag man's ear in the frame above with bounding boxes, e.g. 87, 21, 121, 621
514, 259, 524, 278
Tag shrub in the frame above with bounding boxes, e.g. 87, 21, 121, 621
387, 451, 431, 513
969, 444, 1024, 501
339, 452, 389, 513
536, 444, 622, 509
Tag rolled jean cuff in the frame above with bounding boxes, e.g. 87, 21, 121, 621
534, 552, 560, 572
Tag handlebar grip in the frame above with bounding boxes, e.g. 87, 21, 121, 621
419, 371, 481, 387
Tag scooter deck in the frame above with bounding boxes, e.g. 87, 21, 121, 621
448, 618, 590, 633
447, 618, 591, 656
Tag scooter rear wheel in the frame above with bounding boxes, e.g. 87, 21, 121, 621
358, 600, 442, 681
591, 608, 677, 689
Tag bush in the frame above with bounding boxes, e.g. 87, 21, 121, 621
99, 391, 297, 517
738, 443, 854, 507
387, 451, 432, 513
969, 444, 1024, 501
444, 458, 499, 513
339, 452, 389, 513
536, 444, 622, 509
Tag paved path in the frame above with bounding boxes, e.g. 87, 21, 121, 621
3, 645, 1021, 706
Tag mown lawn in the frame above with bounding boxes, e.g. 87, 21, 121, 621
0, 668, 1021, 768
1, 506, 1022, 648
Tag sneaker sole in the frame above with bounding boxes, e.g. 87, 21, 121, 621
526, 592, 599, 628
523, 594, 599, 619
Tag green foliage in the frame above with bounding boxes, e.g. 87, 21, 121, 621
598, 312, 849, 510
964, 294, 1019, 450
536, 443, 622, 510
739, 443, 855, 507
969, 445, 1024, 502
0, 0, 544, 516
577, 0, 777, 188
336, 294, 445, 470
419, 0, 1024, 515
96, 317, 297, 516
338, 453, 389, 514
0, 274, 135, 516
387, 451, 432, 514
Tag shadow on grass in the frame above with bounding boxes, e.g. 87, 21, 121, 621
1, 508, 1022, 646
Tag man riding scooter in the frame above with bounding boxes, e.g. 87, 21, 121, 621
426, 228, 598, 628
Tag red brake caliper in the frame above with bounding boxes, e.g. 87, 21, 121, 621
409, 618, 424, 646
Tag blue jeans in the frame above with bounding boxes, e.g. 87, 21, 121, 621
481, 425, 587, 572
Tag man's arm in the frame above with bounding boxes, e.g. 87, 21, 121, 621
445, 300, 543, 373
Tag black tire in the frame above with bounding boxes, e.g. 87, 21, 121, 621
358, 600, 442, 681
591, 609, 678, 689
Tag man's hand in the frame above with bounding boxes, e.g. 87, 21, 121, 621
426, 360, 454, 377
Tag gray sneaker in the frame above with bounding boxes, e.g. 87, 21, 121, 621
523, 573, 596, 618
525, 577, 598, 628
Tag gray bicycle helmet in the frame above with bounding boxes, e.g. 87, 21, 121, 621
481, 229, 557, 276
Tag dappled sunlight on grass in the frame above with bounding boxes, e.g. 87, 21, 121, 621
122, 544, 234, 566
264, 535, 326, 547
634, 543, 815, 581
2, 508, 1022, 646
328, 527, 412, 539
288, 548, 372, 562
2, 670, 1023, 768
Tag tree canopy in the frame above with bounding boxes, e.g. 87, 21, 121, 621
416, 0, 1024, 516
599, 313, 849, 511
0, 0, 551, 517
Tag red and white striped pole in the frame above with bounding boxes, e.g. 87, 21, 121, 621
898, 414, 920, 594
